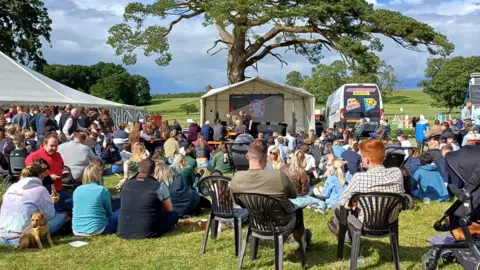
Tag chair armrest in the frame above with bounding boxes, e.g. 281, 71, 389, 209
403, 194, 414, 210
347, 214, 363, 231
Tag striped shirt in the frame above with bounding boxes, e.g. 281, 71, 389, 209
340, 165, 405, 205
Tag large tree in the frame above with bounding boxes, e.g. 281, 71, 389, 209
288, 60, 399, 103
107, 0, 453, 84
419, 56, 480, 113
38, 62, 152, 106
0, 0, 52, 66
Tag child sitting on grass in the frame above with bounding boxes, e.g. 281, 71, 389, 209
412, 154, 449, 202
313, 159, 346, 214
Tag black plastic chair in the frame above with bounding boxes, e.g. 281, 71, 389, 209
337, 192, 409, 270
198, 176, 247, 257
236, 193, 306, 270
61, 166, 79, 195
0, 154, 26, 192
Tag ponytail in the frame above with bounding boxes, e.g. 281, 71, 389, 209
20, 164, 44, 178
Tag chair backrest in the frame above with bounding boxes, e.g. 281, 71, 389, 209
8, 155, 26, 176
383, 152, 405, 168
230, 144, 250, 172
198, 176, 235, 218
237, 193, 295, 235
62, 166, 76, 185
350, 192, 406, 232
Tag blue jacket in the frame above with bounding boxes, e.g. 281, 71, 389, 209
322, 175, 344, 208
412, 164, 449, 202
72, 182, 112, 234
201, 125, 214, 141
404, 157, 421, 177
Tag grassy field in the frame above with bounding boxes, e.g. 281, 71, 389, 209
146, 90, 458, 127
0, 175, 462, 270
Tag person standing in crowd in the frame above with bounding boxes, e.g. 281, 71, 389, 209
117, 159, 179, 240
55, 106, 64, 125
4, 106, 16, 124
63, 108, 88, 138
59, 104, 72, 131
113, 123, 129, 150
328, 140, 404, 236
25, 134, 73, 212
0, 164, 66, 246
36, 107, 56, 144
284, 127, 297, 152
0, 116, 6, 129
195, 135, 213, 170
57, 132, 96, 184
276, 137, 290, 162
231, 140, 312, 248
188, 120, 201, 143
213, 118, 227, 141
462, 100, 472, 123
12, 105, 31, 130
415, 115, 429, 148
169, 119, 182, 133
28, 106, 41, 132
411, 117, 417, 133
201, 120, 213, 142
73, 164, 119, 236
239, 110, 253, 134
234, 120, 247, 134
77, 107, 91, 129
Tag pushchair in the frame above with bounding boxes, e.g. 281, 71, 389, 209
422, 145, 480, 270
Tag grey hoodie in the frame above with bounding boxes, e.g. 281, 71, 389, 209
0, 177, 55, 235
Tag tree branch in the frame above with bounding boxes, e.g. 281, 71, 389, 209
164, 9, 204, 36
246, 25, 333, 57
216, 24, 233, 43
246, 38, 333, 67
207, 39, 230, 55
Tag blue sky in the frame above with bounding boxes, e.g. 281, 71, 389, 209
40, 0, 480, 94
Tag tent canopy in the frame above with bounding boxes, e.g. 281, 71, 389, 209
0, 51, 140, 109
200, 77, 316, 132
0, 51, 146, 126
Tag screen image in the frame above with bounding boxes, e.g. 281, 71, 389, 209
229, 94, 285, 122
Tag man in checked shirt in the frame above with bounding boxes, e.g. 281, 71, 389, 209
329, 140, 405, 236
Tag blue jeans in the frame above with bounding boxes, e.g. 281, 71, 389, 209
103, 165, 123, 176
157, 211, 179, 236
55, 190, 73, 213
0, 212, 65, 246
102, 209, 120, 235
289, 195, 325, 209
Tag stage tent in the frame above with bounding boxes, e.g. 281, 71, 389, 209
200, 77, 316, 132
0, 51, 146, 126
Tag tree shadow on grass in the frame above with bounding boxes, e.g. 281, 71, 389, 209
149, 99, 171, 106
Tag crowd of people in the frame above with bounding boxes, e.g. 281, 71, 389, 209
0, 102, 478, 269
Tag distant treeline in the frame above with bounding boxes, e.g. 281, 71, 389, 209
152, 92, 203, 98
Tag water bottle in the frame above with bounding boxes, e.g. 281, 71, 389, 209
423, 197, 431, 204
357, 256, 366, 267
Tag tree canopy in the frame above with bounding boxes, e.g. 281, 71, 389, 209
419, 56, 480, 112
38, 63, 152, 106
0, 0, 52, 66
286, 60, 399, 104
107, 0, 453, 84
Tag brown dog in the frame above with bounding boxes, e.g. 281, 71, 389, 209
15, 212, 53, 249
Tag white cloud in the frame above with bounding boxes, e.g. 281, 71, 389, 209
39, 0, 480, 93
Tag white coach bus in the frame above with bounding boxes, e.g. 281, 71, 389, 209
325, 83, 384, 133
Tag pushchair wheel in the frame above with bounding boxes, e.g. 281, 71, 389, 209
422, 249, 439, 270
439, 250, 456, 264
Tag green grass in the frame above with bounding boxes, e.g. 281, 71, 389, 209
147, 98, 200, 127
0, 175, 462, 270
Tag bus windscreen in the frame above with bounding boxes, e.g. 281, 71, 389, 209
344, 86, 380, 118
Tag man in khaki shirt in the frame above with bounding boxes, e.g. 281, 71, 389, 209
231, 140, 312, 248
164, 130, 180, 158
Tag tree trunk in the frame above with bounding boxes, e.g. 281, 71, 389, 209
227, 26, 247, 84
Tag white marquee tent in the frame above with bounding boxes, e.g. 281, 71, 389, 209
0, 51, 146, 125
200, 77, 315, 132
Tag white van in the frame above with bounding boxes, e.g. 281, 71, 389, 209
325, 83, 384, 133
